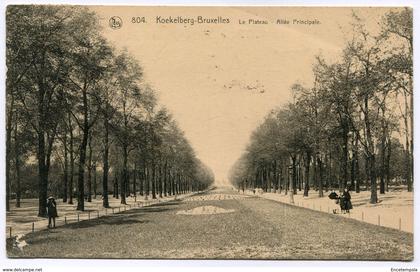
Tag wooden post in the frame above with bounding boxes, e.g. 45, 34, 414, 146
32, 222, 34, 233
9, 227, 12, 238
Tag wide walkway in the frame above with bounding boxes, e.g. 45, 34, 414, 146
8, 187, 413, 260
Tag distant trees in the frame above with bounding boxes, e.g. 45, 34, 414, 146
6, 6, 214, 216
229, 8, 412, 203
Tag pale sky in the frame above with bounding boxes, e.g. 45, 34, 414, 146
93, 7, 390, 185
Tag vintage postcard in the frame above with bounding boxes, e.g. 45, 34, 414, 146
4, 5, 413, 261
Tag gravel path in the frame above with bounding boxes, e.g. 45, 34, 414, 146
7, 188, 413, 260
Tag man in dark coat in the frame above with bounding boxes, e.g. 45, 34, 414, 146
47, 196, 58, 228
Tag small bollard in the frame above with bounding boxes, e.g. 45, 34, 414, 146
9, 227, 12, 238
65, 216, 67, 224
378, 215, 381, 226
77, 213, 80, 222
32, 222, 35, 233
88, 211, 91, 220
399, 218, 402, 231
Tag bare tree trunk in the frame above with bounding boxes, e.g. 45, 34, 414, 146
93, 163, 97, 199
167, 170, 171, 195
313, 153, 318, 192
145, 165, 150, 200
176, 173, 180, 195
37, 130, 49, 217
120, 144, 128, 205
303, 151, 310, 197
151, 163, 157, 199
76, 88, 89, 211
14, 117, 21, 208
318, 155, 324, 197
139, 164, 144, 196
354, 135, 360, 193
114, 176, 119, 199
340, 121, 349, 192
133, 163, 137, 197
292, 157, 297, 195
403, 91, 413, 192
172, 170, 176, 196
87, 134, 93, 202
364, 95, 377, 204
288, 156, 295, 203
158, 164, 163, 198
163, 160, 168, 197
272, 160, 277, 193
297, 158, 303, 192
6, 96, 14, 212
102, 114, 110, 208
385, 136, 391, 192
62, 132, 68, 202
278, 163, 282, 194
68, 113, 74, 205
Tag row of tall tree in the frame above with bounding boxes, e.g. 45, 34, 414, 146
6, 6, 214, 217
229, 8, 412, 204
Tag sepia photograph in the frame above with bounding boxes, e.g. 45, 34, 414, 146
2, 3, 416, 267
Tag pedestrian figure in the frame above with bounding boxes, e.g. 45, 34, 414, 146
328, 191, 340, 214
341, 188, 353, 213
47, 196, 58, 228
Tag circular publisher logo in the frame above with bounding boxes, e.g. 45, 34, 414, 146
109, 16, 122, 29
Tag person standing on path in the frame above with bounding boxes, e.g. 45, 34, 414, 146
342, 188, 353, 213
47, 196, 58, 228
